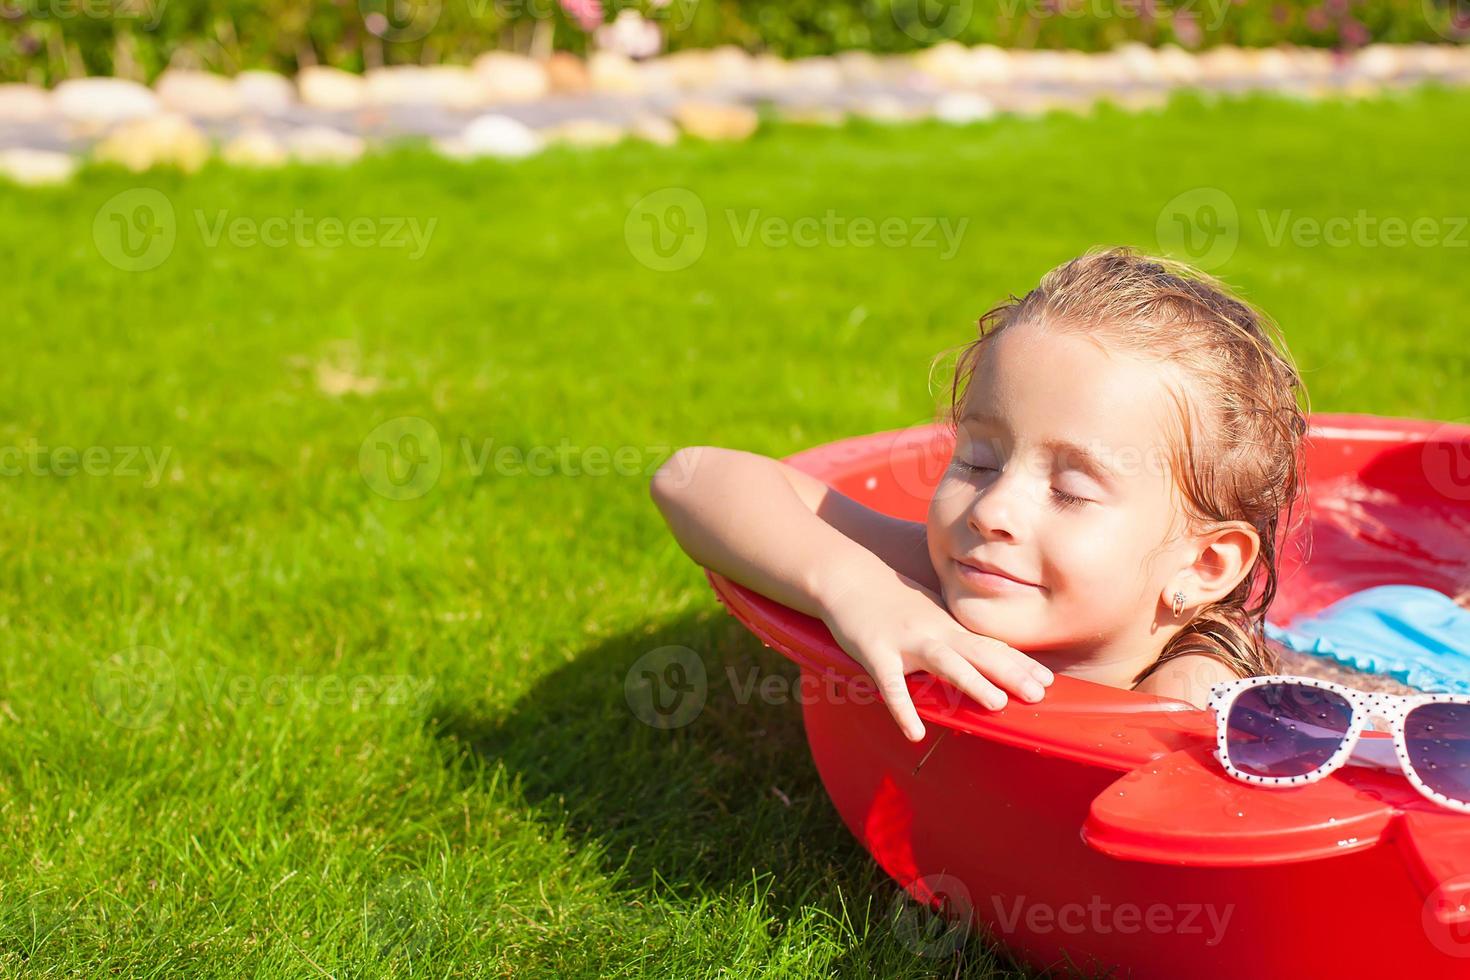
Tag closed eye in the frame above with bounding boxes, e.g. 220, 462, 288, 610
1050, 488, 1089, 510
954, 460, 1092, 510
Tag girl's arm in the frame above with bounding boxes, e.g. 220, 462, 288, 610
649, 446, 939, 613
649, 446, 1054, 741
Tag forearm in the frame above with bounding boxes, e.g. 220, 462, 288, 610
649, 447, 908, 619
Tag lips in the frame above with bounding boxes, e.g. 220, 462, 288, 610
955, 556, 1040, 588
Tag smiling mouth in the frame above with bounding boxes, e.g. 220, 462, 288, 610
952, 558, 1041, 593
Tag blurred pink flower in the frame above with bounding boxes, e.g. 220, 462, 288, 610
1340, 17, 1370, 45
558, 0, 604, 32
1173, 9, 1202, 46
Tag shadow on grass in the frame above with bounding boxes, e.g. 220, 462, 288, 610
433, 609, 863, 898
431, 607, 1050, 977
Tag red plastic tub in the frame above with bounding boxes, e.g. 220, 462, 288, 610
703, 413, 1470, 977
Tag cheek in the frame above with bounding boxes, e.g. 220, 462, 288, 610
926, 479, 964, 544
1040, 514, 1153, 594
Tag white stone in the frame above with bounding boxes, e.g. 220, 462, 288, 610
155, 69, 243, 118
1114, 42, 1162, 83
672, 100, 759, 140
1011, 49, 1070, 84
587, 51, 646, 95
54, 77, 159, 125
235, 70, 296, 113
222, 127, 289, 167
286, 125, 365, 163
458, 113, 543, 158
787, 56, 843, 92
835, 50, 886, 83
1196, 45, 1251, 82
636, 58, 678, 94
0, 148, 77, 186
934, 92, 996, 124
750, 54, 791, 90
854, 95, 915, 123
297, 66, 366, 111
1247, 47, 1294, 81
472, 52, 550, 103
913, 41, 968, 85
93, 112, 210, 172
658, 49, 703, 89
0, 84, 53, 122
1354, 44, 1405, 80
365, 65, 488, 109
545, 118, 626, 147
630, 114, 679, 146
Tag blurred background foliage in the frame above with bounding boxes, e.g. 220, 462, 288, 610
1, 0, 1466, 83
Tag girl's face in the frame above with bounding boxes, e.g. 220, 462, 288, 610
926, 319, 1189, 659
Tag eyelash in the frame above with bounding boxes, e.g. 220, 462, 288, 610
955, 461, 1091, 510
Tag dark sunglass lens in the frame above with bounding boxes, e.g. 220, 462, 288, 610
1225, 683, 1354, 779
1405, 703, 1470, 805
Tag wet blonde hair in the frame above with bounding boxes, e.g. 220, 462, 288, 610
933, 246, 1311, 684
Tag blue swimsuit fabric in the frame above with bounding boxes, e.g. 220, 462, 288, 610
1264, 585, 1470, 694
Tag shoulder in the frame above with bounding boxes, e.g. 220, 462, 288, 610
1133, 653, 1243, 710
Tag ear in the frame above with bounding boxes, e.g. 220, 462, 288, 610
1164, 521, 1260, 617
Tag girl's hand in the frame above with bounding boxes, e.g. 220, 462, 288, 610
818, 569, 1055, 742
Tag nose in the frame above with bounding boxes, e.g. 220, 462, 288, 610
966, 463, 1032, 541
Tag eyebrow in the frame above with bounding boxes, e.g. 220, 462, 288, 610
959, 411, 1122, 483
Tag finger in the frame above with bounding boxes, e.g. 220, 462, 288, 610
873, 665, 926, 742
955, 636, 1051, 701
921, 645, 1009, 712
955, 630, 1054, 686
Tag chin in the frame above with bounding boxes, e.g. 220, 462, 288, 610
943, 592, 1034, 643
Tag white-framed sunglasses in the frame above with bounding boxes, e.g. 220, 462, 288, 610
1208, 674, 1470, 814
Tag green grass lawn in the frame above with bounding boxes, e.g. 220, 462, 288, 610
1, 85, 1468, 977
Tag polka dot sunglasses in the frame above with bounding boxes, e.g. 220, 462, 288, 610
1208, 674, 1470, 814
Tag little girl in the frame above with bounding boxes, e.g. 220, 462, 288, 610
651, 246, 1310, 741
